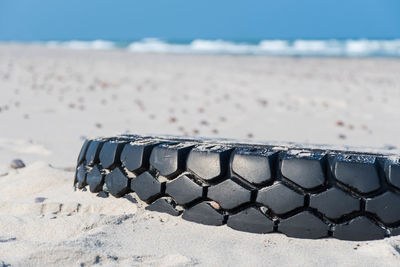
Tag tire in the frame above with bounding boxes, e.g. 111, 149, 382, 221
74, 134, 400, 241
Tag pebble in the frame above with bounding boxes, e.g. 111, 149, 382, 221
258, 99, 268, 107
10, 159, 25, 169
336, 121, 344, 127
34, 197, 47, 203
260, 206, 269, 214
200, 120, 209, 126
209, 201, 221, 210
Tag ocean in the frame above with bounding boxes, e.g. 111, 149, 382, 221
19, 38, 400, 57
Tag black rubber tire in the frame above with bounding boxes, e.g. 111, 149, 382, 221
74, 134, 400, 241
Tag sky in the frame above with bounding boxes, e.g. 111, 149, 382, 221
0, 0, 399, 41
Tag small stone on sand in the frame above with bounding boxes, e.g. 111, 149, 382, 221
34, 197, 47, 203
336, 121, 344, 127
258, 99, 268, 107
10, 159, 25, 169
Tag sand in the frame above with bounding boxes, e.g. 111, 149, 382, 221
0, 44, 400, 266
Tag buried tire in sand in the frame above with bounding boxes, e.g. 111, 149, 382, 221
74, 134, 400, 241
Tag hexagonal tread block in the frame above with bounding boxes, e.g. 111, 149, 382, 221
385, 160, 400, 190
120, 141, 158, 173
366, 191, 400, 224
75, 164, 87, 189
99, 141, 124, 169
131, 171, 163, 202
86, 165, 104, 193
77, 139, 90, 165
232, 148, 276, 185
333, 216, 386, 241
166, 174, 203, 205
85, 140, 103, 166
279, 211, 329, 239
187, 145, 231, 181
227, 207, 274, 233
281, 152, 326, 189
310, 188, 360, 219
332, 155, 380, 194
182, 202, 224, 226
150, 143, 193, 178
145, 197, 182, 216
208, 179, 252, 210
257, 183, 304, 215
105, 167, 129, 197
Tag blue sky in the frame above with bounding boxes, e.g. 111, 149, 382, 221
0, 0, 399, 41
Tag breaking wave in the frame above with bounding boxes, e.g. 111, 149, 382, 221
41, 38, 400, 57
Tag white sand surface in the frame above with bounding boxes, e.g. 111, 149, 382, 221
0, 44, 400, 266
1, 163, 400, 266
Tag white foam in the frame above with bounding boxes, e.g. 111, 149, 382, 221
189, 39, 254, 54
127, 38, 187, 53
39, 38, 400, 57
259, 40, 289, 52
45, 40, 115, 50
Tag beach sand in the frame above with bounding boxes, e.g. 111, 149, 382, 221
0, 44, 400, 266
